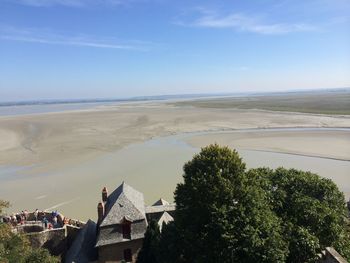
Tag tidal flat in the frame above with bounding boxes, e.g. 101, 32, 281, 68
0, 98, 349, 220
173, 90, 350, 115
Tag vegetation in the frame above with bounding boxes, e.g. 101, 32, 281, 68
173, 90, 350, 115
150, 144, 350, 262
0, 201, 59, 263
137, 220, 161, 263
249, 167, 350, 262
0, 200, 9, 214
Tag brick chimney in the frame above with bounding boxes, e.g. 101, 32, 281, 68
102, 187, 108, 203
97, 202, 105, 225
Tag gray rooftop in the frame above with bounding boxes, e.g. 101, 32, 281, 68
157, 212, 174, 231
96, 182, 148, 247
153, 198, 170, 206
100, 182, 146, 227
145, 204, 176, 214
65, 220, 97, 263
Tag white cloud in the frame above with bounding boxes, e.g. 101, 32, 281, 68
179, 10, 318, 35
0, 25, 153, 50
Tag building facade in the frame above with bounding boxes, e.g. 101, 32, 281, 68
95, 182, 174, 263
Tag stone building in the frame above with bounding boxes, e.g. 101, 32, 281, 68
94, 182, 175, 263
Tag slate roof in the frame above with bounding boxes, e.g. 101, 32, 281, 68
65, 220, 97, 263
145, 204, 176, 214
152, 198, 170, 206
157, 212, 174, 231
100, 182, 146, 227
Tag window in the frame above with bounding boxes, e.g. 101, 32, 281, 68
122, 222, 131, 239
124, 248, 132, 262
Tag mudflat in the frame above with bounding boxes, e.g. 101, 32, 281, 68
0, 101, 349, 220
173, 91, 350, 115
1, 101, 350, 169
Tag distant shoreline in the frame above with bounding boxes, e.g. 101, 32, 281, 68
1, 87, 348, 107
172, 89, 350, 115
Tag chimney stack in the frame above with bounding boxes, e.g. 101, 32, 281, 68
97, 202, 105, 225
102, 187, 108, 203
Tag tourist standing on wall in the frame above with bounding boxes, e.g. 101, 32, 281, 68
34, 209, 39, 221
43, 217, 48, 229
24, 210, 28, 221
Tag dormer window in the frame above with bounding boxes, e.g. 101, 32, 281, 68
122, 220, 131, 239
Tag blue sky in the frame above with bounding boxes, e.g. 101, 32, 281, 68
0, 0, 349, 101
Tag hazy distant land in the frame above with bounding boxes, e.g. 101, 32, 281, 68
174, 89, 350, 115
0, 90, 349, 220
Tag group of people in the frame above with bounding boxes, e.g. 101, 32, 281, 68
1, 209, 61, 229
41, 210, 60, 229
2, 210, 29, 225
1, 208, 85, 230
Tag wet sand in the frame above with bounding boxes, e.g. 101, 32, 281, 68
0, 102, 349, 220
185, 129, 350, 161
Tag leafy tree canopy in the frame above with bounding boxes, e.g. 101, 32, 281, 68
249, 167, 350, 262
166, 144, 350, 262
174, 144, 287, 263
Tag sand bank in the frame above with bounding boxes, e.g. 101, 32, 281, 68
0, 102, 349, 219
1, 102, 350, 170
185, 130, 350, 161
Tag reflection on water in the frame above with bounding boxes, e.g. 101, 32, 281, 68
0, 129, 349, 220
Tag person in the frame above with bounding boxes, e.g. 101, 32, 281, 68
34, 209, 39, 221
11, 214, 16, 224
43, 217, 48, 229
52, 210, 58, 218
24, 210, 29, 221
15, 213, 21, 223
52, 216, 58, 228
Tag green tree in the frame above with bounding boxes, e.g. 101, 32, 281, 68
25, 249, 59, 263
251, 167, 350, 261
158, 222, 182, 263
0, 200, 59, 263
137, 220, 161, 263
174, 144, 288, 263
0, 200, 10, 214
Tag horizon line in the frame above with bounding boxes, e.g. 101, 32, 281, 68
0, 87, 349, 106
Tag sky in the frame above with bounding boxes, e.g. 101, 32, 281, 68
0, 0, 350, 101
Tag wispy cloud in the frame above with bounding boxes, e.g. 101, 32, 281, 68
0, 25, 155, 51
177, 9, 318, 35
12, 0, 141, 7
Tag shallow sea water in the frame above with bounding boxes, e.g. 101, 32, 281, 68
0, 128, 349, 221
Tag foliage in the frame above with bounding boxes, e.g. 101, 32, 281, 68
0, 200, 10, 215
24, 249, 60, 263
0, 200, 59, 263
173, 144, 288, 263
250, 167, 350, 261
157, 144, 350, 262
137, 220, 161, 263
158, 222, 182, 263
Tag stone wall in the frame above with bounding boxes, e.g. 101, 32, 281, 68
27, 227, 67, 256
24, 224, 81, 261
98, 239, 143, 263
